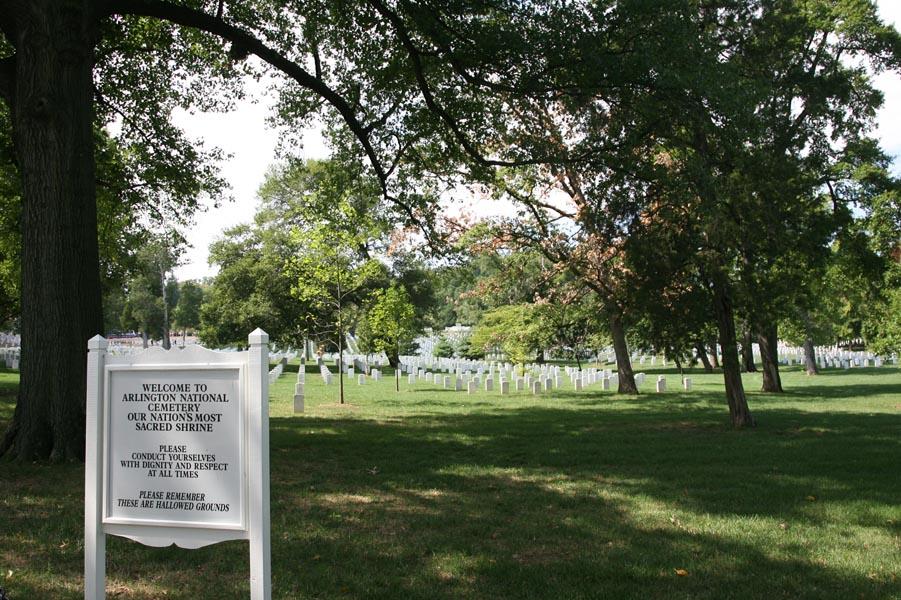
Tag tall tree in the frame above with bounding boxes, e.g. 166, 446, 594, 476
289, 224, 384, 405
173, 279, 204, 345
470, 303, 551, 365
0, 2, 228, 459
626, 0, 899, 423
199, 224, 305, 349
357, 283, 417, 373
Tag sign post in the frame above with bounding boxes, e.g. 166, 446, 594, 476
85, 329, 271, 599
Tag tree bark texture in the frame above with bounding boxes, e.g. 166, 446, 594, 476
695, 341, 714, 373
386, 352, 399, 369
757, 323, 783, 393
1, 1, 103, 460
803, 337, 819, 375
609, 312, 638, 394
741, 328, 757, 372
709, 338, 720, 369
712, 278, 755, 427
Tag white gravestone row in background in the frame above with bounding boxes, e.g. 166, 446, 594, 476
391, 358, 689, 396
403, 344, 898, 379
0, 332, 20, 346
267, 362, 283, 385
1, 346, 20, 370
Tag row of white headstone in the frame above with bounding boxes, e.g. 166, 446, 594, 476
1, 346, 19, 370
314, 363, 385, 384
399, 355, 676, 380
395, 364, 693, 395
809, 350, 898, 370
406, 340, 899, 372
267, 361, 284, 384
689, 342, 899, 369
0, 332, 20, 346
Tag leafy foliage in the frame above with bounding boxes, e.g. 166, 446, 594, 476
199, 224, 303, 349
470, 304, 549, 364
173, 280, 205, 335
356, 283, 418, 367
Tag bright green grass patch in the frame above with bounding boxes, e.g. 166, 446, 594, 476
1, 363, 899, 599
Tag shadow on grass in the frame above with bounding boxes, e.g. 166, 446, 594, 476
273, 386, 901, 598
1, 371, 899, 599
780, 382, 901, 399
263, 395, 900, 599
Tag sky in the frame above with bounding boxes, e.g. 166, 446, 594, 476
173, 1, 901, 280
171, 90, 327, 280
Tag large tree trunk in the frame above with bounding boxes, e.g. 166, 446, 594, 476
609, 312, 638, 394
709, 338, 720, 369
695, 341, 714, 373
803, 337, 818, 376
757, 322, 783, 393
741, 328, 757, 372
712, 278, 755, 427
386, 353, 399, 369
0, 1, 102, 461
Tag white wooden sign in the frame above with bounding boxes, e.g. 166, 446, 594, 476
85, 329, 271, 599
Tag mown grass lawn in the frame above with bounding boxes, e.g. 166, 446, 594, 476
1, 362, 899, 599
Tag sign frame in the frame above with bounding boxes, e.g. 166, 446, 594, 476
85, 329, 271, 600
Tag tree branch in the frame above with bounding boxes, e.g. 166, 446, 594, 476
366, 0, 553, 169
107, 0, 390, 192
